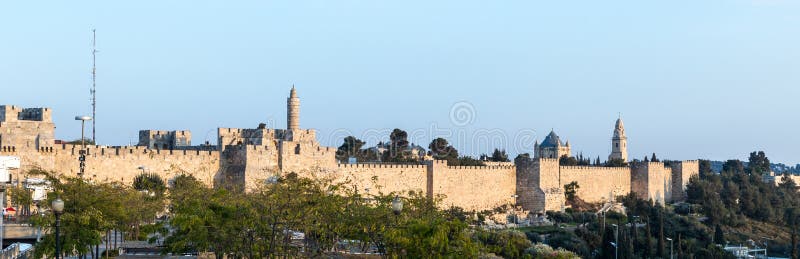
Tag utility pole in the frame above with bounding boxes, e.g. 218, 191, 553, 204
91, 29, 97, 143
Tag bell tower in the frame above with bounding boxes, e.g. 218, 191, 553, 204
609, 117, 628, 162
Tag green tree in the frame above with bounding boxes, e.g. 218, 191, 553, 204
564, 181, 580, 202
490, 148, 510, 162
698, 159, 713, 178
747, 151, 770, 175
722, 160, 745, 175
428, 137, 458, 162
651, 153, 659, 163
133, 173, 167, 197
335, 136, 367, 163
606, 158, 627, 167
384, 129, 413, 162
713, 224, 725, 245
560, 155, 578, 166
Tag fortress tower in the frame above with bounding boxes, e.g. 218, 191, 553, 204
287, 86, 300, 130
609, 117, 628, 161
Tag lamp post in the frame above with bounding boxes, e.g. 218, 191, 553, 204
391, 196, 403, 216
611, 224, 618, 259
137, 165, 147, 174
75, 116, 92, 178
666, 237, 673, 259
52, 197, 65, 259
511, 194, 519, 225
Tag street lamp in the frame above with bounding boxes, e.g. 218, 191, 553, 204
75, 116, 92, 178
666, 237, 674, 259
609, 242, 617, 259
52, 197, 65, 259
611, 224, 619, 259
137, 165, 148, 174
392, 196, 403, 216
511, 194, 519, 225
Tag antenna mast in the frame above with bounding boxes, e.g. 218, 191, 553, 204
91, 29, 97, 143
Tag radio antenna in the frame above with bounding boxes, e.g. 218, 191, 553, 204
91, 29, 97, 143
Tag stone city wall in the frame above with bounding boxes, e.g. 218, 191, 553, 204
558, 165, 631, 203
669, 160, 699, 201
334, 163, 429, 196
631, 162, 673, 204
3, 144, 220, 186
434, 162, 516, 211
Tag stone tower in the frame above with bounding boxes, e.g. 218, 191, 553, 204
287, 86, 300, 130
609, 117, 628, 162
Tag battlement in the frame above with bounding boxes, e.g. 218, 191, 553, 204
55, 144, 217, 157
0, 105, 52, 122
337, 163, 427, 169
559, 165, 629, 173
446, 165, 516, 170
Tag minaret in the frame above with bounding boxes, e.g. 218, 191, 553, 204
609, 117, 628, 161
287, 85, 300, 130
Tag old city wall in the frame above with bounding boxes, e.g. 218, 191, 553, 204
631, 162, 673, 204
334, 163, 429, 196
278, 140, 337, 174
330, 160, 516, 212
4, 144, 220, 186
516, 158, 562, 213
670, 160, 699, 201
558, 166, 631, 203
432, 161, 516, 212
222, 144, 281, 191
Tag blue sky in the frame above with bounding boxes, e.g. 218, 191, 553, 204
1, 1, 798, 165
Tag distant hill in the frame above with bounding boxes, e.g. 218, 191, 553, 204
709, 160, 800, 175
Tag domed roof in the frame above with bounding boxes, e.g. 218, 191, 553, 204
540, 130, 563, 148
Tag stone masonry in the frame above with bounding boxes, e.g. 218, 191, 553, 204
2, 87, 698, 213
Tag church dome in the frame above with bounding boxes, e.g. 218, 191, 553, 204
540, 130, 563, 148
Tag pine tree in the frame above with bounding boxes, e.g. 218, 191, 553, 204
651, 153, 659, 162
658, 211, 666, 258
644, 217, 652, 258
714, 224, 725, 245
644, 156, 649, 162
601, 226, 616, 259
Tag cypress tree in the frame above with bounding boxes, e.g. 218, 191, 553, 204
645, 217, 652, 257
601, 226, 616, 259
714, 224, 725, 245
658, 211, 666, 258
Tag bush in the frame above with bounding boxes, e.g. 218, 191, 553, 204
546, 231, 590, 257
524, 243, 580, 259
546, 211, 573, 224
473, 229, 532, 259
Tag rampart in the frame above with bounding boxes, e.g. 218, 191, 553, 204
558, 165, 631, 203
631, 162, 673, 204
669, 160, 699, 201
1, 103, 700, 214
331, 160, 516, 212
2, 144, 221, 187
